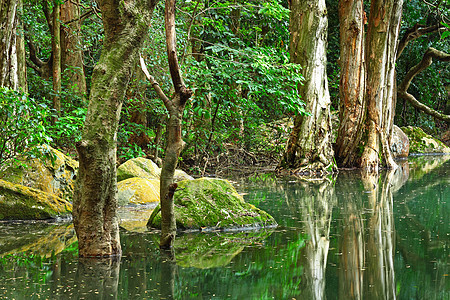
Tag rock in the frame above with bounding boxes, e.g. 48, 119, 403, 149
118, 204, 157, 232
0, 179, 72, 220
147, 177, 277, 231
117, 157, 160, 182
0, 145, 78, 200
391, 125, 410, 158
117, 177, 160, 206
117, 157, 194, 182
401, 126, 450, 154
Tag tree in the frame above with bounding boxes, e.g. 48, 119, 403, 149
0, 0, 27, 91
72, 0, 159, 257
141, 0, 193, 249
335, 0, 366, 168
360, 0, 403, 172
279, 0, 336, 175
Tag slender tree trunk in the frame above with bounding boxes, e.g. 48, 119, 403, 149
280, 0, 336, 176
360, 0, 403, 172
335, 0, 366, 168
60, 0, 86, 98
52, 1, 61, 121
0, 0, 27, 91
73, 0, 158, 258
141, 0, 193, 249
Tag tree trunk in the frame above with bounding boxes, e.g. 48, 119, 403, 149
52, 1, 61, 121
335, 0, 366, 168
360, 0, 403, 173
0, 0, 27, 91
60, 0, 86, 98
72, 0, 158, 258
280, 0, 336, 176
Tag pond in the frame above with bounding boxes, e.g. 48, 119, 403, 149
0, 156, 448, 299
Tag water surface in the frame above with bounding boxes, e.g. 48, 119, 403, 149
0, 156, 448, 299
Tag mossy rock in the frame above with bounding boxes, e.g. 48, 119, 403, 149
117, 157, 194, 182
0, 179, 72, 220
117, 177, 160, 206
0, 145, 78, 200
147, 178, 277, 231
401, 126, 450, 154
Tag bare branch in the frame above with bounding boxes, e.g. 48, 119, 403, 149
397, 47, 450, 123
397, 24, 445, 59
139, 55, 171, 105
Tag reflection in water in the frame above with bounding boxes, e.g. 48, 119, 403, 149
295, 179, 336, 299
0, 156, 448, 299
75, 257, 120, 300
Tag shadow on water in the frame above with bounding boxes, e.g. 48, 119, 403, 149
0, 155, 448, 299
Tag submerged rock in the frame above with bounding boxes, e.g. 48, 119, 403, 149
117, 157, 193, 182
147, 177, 277, 231
117, 177, 160, 206
401, 126, 450, 154
0, 179, 72, 220
0, 145, 78, 200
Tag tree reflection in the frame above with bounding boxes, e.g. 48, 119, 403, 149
296, 179, 336, 299
337, 168, 404, 300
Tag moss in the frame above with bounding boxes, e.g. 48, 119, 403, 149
0, 179, 72, 220
117, 157, 160, 182
148, 178, 277, 231
401, 126, 450, 154
117, 177, 160, 206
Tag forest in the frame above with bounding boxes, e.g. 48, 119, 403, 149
1, 0, 449, 255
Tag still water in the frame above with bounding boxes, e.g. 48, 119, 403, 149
0, 156, 448, 299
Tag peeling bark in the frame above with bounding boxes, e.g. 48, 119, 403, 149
0, 0, 27, 91
73, 0, 158, 258
280, 0, 336, 176
335, 0, 366, 168
397, 47, 450, 123
360, 0, 403, 173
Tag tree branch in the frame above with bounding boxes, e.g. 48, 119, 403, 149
139, 55, 171, 106
397, 23, 445, 59
165, 0, 183, 93
397, 47, 450, 123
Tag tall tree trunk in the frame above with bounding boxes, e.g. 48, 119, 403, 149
141, 0, 193, 249
0, 0, 27, 91
60, 0, 86, 98
73, 0, 158, 258
335, 0, 366, 168
360, 0, 403, 172
52, 0, 61, 121
280, 0, 336, 176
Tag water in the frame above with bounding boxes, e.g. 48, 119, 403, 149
0, 156, 448, 299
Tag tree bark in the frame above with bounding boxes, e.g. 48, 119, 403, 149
360, 0, 403, 173
52, 0, 61, 121
335, 0, 366, 168
0, 0, 27, 91
60, 0, 86, 98
73, 0, 158, 258
279, 0, 336, 176
397, 47, 450, 123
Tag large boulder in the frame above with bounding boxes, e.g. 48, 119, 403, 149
401, 126, 450, 154
0, 179, 72, 220
117, 157, 193, 182
117, 177, 160, 206
391, 125, 410, 158
147, 178, 277, 231
0, 145, 78, 200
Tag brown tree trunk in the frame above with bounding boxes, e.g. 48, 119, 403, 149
0, 0, 27, 91
335, 0, 366, 168
73, 0, 158, 258
52, 0, 61, 121
360, 0, 403, 173
279, 0, 336, 176
60, 0, 86, 98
